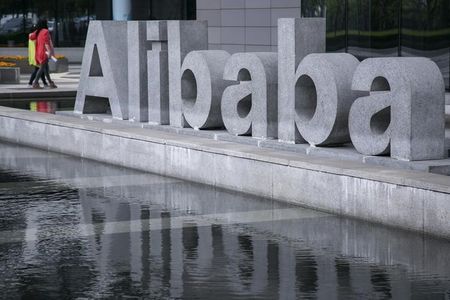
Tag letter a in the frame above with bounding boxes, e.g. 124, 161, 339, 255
75, 21, 129, 120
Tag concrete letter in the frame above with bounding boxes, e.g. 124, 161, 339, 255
277, 18, 325, 143
147, 21, 169, 125
349, 57, 445, 161
222, 52, 278, 138
75, 21, 128, 120
181, 50, 230, 129
128, 21, 151, 122
295, 53, 361, 146
168, 21, 208, 128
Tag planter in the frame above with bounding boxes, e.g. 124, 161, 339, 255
1, 59, 34, 74
14, 60, 35, 74
0, 56, 69, 74
49, 57, 69, 73
0, 67, 20, 84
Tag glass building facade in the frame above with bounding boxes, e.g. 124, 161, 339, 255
0, 0, 196, 47
302, 0, 450, 90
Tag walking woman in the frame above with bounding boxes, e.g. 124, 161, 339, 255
29, 19, 57, 89
28, 25, 48, 87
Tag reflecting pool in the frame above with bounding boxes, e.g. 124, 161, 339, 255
0, 142, 449, 299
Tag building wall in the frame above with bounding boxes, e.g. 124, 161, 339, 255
196, 0, 301, 53
197, 0, 449, 91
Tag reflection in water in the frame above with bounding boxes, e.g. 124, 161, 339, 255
370, 267, 392, 299
0, 142, 450, 299
29, 101, 58, 114
161, 211, 171, 298
296, 250, 318, 298
238, 234, 254, 286
183, 223, 199, 259
335, 257, 352, 298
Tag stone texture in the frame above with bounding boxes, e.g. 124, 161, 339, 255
221, 9, 245, 27
270, 0, 301, 7
245, 9, 271, 27
295, 53, 361, 146
197, 1, 302, 51
60, 110, 450, 176
147, 21, 170, 125
197, 0, 220, 9
221, 27, 246, 44
147, 20, 167, 41
127, 21, 150, 122
363, 155, 450, 175
75, 21, 129, 120
167, 21, 208, 128
349, 57, 446, 161
277, 18, 326, 143
180, 50, 231, 129
306, 143, 364, 162
245, 27, 271, 45
221, 0, 245, 8
222, 52, 278, 138
424, 191, 450, 238
246, 0, 270, 8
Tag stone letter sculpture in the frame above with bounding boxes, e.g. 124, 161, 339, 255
168, 21, 208, 128
147, 21, 169, 125
128, 21, 151, 122
75, 21, 128, 120
180, 50, 231, 129
295, 53, 361, 145
349, 57, 445, 161
222, 52, 278, 138
277, 18, 325, 143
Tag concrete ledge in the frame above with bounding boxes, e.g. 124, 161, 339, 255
1, 106, 450, 238
58, 111, 450, 175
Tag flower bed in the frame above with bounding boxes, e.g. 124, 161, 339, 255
0, 55, 69, 74
0, 61, 16, 67
0, 56, 34, 74
0, 55, 27, 61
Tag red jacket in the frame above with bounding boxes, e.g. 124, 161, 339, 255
29, 29, 50, 65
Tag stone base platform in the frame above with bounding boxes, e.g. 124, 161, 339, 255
0, 107, 449, 238
57, 111, 450, 176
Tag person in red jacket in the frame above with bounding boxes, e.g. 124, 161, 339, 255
29, 19, 57, 89
28, 25, 48, 87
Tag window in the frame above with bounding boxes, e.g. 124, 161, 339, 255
302, 0, 450, 90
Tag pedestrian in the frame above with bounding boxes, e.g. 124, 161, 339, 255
29, 19, 57, 89
28, 25, 48, 87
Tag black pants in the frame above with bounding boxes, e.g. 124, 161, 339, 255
29, 66, 48, 85
33, 61, 52, 86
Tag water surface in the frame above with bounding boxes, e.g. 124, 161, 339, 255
0, 142, 449, 299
